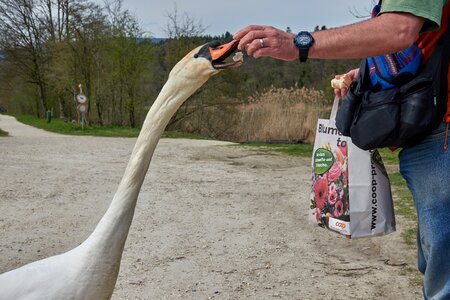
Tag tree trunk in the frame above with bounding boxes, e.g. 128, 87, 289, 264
37, 78, 47, 116
58, 93, 66, 120
128, 88, 135, 128
96, 97, 104, 126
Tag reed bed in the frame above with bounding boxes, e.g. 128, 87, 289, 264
173, 86, 333, 144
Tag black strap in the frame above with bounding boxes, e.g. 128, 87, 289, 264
437, 16, 450, 120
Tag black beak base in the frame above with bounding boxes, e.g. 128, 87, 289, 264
195, 40, 241, 69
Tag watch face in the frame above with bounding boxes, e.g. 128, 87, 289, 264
295, 32, 314, 48
299, 36, 311, 45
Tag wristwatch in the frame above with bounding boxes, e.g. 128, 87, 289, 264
293, 31, 315, 62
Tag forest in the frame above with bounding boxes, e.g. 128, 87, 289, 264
0, 0, 359, 143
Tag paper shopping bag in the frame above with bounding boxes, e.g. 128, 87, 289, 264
309, 97, 396, 238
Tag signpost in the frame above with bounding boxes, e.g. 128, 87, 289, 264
76, 84, 88, 130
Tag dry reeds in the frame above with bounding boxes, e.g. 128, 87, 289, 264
171, 86, 332, 144
231, 86, 331, 144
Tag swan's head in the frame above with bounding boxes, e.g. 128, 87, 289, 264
168, 40, 243, 84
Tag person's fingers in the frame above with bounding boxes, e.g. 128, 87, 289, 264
252, 46, 273, 58
233, 25, 255, 39
236, 25, 297, 60
347, 68, 359, 81
237, 30, 267, 50
245, 37, 267, 56
333, 86, 349, 99
334, 88, 342, 99
234, 25, 266, 41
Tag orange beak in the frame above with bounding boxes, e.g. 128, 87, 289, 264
209, 40, 239, 62
195, 40, 243, 69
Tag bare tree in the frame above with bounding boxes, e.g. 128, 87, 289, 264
0, 0, 52, 116
102, 0, 153, 127
164, 3, 206, 39
349, 0, 376, 19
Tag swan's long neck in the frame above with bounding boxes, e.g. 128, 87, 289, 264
81, 71, 209, 261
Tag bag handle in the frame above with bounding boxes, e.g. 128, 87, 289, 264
330, 96, 340, 123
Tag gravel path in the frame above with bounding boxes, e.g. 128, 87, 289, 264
0, 115, 420, 299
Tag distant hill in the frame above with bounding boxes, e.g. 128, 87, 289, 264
134, 37, 167, 44
150, 37, 166, 44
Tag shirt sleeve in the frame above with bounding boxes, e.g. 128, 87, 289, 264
380, 0, 446, 32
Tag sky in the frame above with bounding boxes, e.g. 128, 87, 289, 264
94, 0, 374, 38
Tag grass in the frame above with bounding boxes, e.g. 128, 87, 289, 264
16, 115, 140, 137
14, 114, 212, 139
378, 149, 417, 247
385, 171, 417, 248
378, 147, 401, 165
0, 128, 8, 136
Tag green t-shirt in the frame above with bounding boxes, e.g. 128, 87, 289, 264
380, 0, 447, 32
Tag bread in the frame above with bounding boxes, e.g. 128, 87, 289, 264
331, 74, 352, 89
233, 52, 244, 62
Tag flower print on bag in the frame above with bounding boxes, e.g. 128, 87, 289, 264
316, 208, 322, 223
328, 189, 338, 205
338, 144, 347, 157
313, 176, 328, 210
311, 143, 350, 226
328, 183, 338, 205
335, 147, 345, 165
334, 200, 344, 217
329, 182, 337, 194
327, 162, 342, 182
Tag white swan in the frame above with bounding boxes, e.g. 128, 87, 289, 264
0, 40, 242, 300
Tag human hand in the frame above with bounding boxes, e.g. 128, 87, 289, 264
233, 25, 298, 61
333, 68, 359, 99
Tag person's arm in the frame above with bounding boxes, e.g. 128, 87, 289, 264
233, 12, 425, 61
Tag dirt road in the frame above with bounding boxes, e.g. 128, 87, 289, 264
0, 115, 420, 299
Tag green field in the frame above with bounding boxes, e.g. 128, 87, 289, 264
16, 115, 140, 137
14, 115, 214, 139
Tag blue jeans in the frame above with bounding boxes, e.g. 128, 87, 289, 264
399, 122, 450, 300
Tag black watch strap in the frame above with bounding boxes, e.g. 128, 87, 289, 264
299, 48, 309, 62
294, 31, 314, 63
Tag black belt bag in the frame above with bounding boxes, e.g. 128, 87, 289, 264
335, 26, 449, 150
